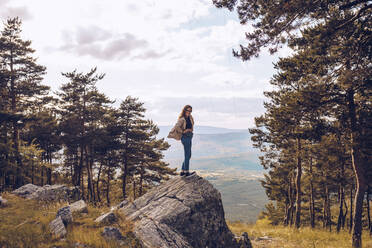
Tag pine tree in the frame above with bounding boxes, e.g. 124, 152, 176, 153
57, 67, 113, 201
0, 17, 49, 188
214, 2, 371, 245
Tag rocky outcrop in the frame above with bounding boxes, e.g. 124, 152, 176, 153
119, 173, 245, 248
95, 211, 117, 225
101, 226, 127, 246
12, 183, 40, 198
49, 216, 67, 238
12, 183, 80, 202
70, 199, 88, 213
56, 206, 73, 226
111, 199, 129, 211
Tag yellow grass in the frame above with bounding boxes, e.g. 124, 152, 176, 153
227, 218, 372, 248
0, 192, 141, 248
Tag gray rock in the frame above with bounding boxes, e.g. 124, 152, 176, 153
49, 216, 67, 238
113, 200, 129, 210
120, 173, 240, 248
12, 183, 41, 198
12, 183, 81, 202
0, 196, 8, 206
236, 232, 253, 248
69, 200, 88, 213
101, 226, 132, 247
95, 211, 117, 225
56, 206, 73, 226
101, 226, 124, 240
256, 235, 272, 241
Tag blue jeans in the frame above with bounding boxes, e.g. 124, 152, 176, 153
181, 132, 193, 171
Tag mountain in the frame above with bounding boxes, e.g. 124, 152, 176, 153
157, 125, 267, 223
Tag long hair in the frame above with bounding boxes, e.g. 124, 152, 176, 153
178, 105, 192, 119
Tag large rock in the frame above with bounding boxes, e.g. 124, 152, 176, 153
12, 184, 80, 202
95, 211, 117, 225
120, 173, 241, 248
49, 216, 67, 238
101, 226, 126, 246
12, 183, 40, 198
69, 200, 88, 213
56, 206, 73, 226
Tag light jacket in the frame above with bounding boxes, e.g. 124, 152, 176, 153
167, 114, 194, 141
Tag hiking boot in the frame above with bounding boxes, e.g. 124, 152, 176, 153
185, 171, 196, 176
180, 171, 185, 176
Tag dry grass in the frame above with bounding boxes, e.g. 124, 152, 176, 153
227, 218, 372, 248
0, 192, 141, 248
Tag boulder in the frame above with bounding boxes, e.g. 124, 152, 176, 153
120, 173, 241, 248
236, 232, 253, 248
56, 206, 73, 226
0, 196, 8, 207
12, 184, 80, 202
95, 211, 117, 225
101, 226, 126, 245
12, 183, 41, 198
69, 200, 88, 213
49, 216, 67, 238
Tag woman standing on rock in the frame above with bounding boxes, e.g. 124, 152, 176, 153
167, 105, 196, 177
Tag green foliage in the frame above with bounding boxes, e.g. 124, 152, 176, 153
213, 0, 371, 246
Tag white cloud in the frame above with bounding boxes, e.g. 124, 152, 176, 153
0, 0, 279, 129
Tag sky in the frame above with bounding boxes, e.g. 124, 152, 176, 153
0, 0, 292, 129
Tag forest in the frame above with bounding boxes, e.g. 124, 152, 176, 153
0, 17, 176, 206
212, 0, 371, 247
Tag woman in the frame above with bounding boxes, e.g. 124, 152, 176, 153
167, 105, 196, 177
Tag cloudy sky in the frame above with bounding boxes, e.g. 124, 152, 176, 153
1, 0, 292, 129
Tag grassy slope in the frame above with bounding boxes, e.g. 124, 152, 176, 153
0, 192, 141, 248
227, 218, 372, 248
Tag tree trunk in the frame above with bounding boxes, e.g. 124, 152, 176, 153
81, 168, 85, 200
133, 177, 136, 200
347, 87, 368, 248
10, 49, 23, 188
31, 160, 34, 184
366, 188, 371, 236
106, 168, 110, 206
295, 137, 302, 229
337, 184, 345, 232
309, 156, 315, 228
46, 150, 52, 185
96, 162, 103, 202
41, 167, 44, 186
326, 184, 332, 232
140, 169, 144, 196
350, 181, 354, 232
84, 146, 94, 202
289, 174, 295, 226
337, 160, 345, 232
